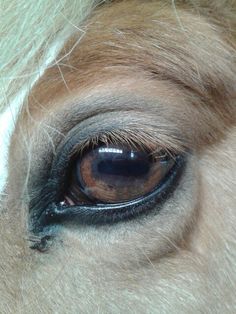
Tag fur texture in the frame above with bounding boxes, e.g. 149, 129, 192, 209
0, 0, 99, 196
0, 1, 235, 313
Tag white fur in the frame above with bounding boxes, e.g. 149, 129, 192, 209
0, 0, 98, 196
0, 35, 71, 196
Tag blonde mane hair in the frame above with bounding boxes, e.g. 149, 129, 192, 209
0, 0, 101, 113
0, 0, 99, 193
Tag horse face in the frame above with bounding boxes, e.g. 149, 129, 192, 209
0, 1, 235, 312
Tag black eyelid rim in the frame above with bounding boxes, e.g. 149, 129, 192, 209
32, 154, 186, 232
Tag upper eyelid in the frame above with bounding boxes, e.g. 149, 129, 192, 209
28, 86, 195, 155
52, 110, 186, 158
36, 90, 184, 135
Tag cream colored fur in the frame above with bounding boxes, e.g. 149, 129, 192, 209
0, 0, 99, 196
0, 1, 235, 313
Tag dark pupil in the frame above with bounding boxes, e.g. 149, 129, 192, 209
97, 151, 150, 177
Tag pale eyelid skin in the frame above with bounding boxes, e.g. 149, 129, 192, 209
26, 78, 212, 155
26, 89, 193, 153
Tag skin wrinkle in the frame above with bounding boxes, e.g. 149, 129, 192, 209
0, 0, 235, 313
25, 80, 234, 150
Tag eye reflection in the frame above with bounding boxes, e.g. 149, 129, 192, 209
65, 145, 175, 204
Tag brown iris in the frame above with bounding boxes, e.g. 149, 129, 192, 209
65, 145, 175, 204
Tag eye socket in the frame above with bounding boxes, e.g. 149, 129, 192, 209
30, 134, 186, 232
65, 145, 175, 204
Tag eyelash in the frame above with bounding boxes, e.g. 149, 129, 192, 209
29, 130, 186, 234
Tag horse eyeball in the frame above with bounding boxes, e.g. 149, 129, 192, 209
66, 145, 175, 204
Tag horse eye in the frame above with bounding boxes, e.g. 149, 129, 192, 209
65, 146, 174, 205
65, 145, 175, 205
31, 143, 185, 231
62, 146, 177, 205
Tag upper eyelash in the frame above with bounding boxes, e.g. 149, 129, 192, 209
70, 128, 184, 160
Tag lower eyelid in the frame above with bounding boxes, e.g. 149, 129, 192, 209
31, 154, 186, 233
